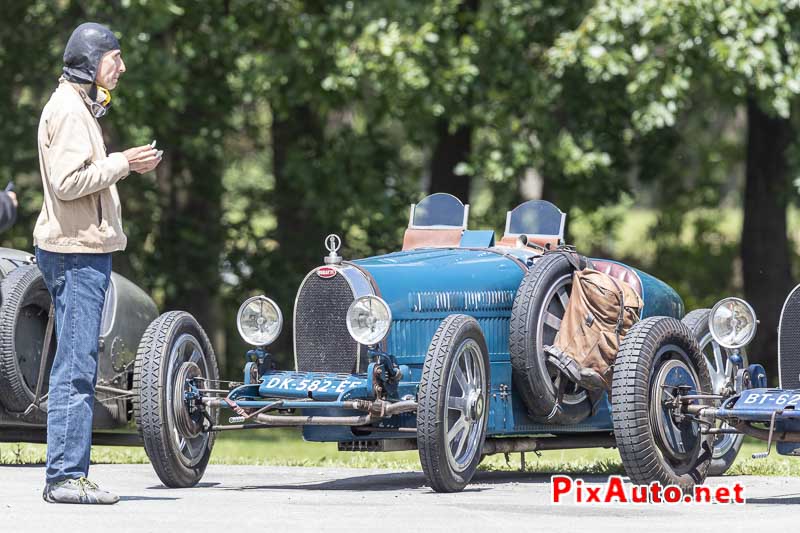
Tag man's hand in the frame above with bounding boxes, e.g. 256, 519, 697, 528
6, 191, 17, 208
123, 145, 163, 174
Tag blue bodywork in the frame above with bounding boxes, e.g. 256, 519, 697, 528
224, 229, 684, 445
337, 245, 681, 439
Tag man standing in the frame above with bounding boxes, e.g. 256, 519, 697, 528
35, 22, 160, 504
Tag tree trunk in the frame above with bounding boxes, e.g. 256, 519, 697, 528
270, 103, 324, 361
427, 0, 479, 203
156, 31, 230, 368
272, 103, 324, 275
158, 148, 226, 363
742, 97, 794, 381
429, 119, 472, 202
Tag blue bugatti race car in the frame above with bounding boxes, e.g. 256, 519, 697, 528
133, 193, 747, 491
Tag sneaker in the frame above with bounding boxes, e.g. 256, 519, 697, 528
42, 477, 119, 505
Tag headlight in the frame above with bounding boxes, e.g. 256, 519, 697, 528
346, 295, 392, 346
237, 296, 283, 346
709, 297, 757, 349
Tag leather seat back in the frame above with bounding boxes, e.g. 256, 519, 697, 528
402, 228, 464, 250
591, 259, 643, 298
496, 235, 559, 250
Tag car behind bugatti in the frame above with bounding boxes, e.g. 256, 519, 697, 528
613, 291, 800, 489
0, 247, 157, 444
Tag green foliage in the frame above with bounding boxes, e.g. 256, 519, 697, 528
2, 1, 800, 376
547, 0, 800, 316
550, 0, 800, 128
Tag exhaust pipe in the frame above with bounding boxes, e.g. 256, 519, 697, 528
252, 399, 418, 427
482, 433, 616, 455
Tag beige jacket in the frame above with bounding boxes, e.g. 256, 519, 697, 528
34, 79, 129, 253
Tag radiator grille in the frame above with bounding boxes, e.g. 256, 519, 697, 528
294, 272, 361, 373
780, 285, 800, 389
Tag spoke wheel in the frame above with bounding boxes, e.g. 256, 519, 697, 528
536, 274, 587, 406
649, 355, 703, 470
168, 341, 209, 467
418, 314, 489, 493
134, 311, 219, 488
682, 309, 746, 475
443, 339, 486, 473
510, 253, 591, 423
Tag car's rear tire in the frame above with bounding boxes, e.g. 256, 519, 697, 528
612, 316, 713, 490
0, 264, 55, 414
133, 311, 218, 488
509, 253, 591, 424
682, 308, 745, 476
418, 314, 489, 493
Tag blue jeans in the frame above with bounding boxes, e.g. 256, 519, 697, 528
35, 248, 111, 484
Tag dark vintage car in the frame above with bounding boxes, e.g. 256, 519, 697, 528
611, 289, 800, 489
0, 247, 157, 444
132, 194, 744, 491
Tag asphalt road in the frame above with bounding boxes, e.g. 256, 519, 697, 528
2, 465, 799, 532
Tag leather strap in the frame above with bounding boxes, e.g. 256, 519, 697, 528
23, 303, 55, 416
545, 247, 590, 272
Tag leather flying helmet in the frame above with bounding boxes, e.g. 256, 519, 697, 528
63, 22, 120, 85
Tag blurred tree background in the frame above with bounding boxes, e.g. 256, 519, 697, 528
1, 0, 799, 380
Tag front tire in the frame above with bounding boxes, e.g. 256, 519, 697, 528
418, 315, 489, 493
612, 316, 713, 491
133, 311, 219, 488
682, 308, 745, 476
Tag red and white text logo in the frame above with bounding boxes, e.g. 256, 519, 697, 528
317, 266, 337, 279
551, 475, 745, 505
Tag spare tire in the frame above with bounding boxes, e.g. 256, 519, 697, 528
0, 264, 56, 413
509, 253, 592, 424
